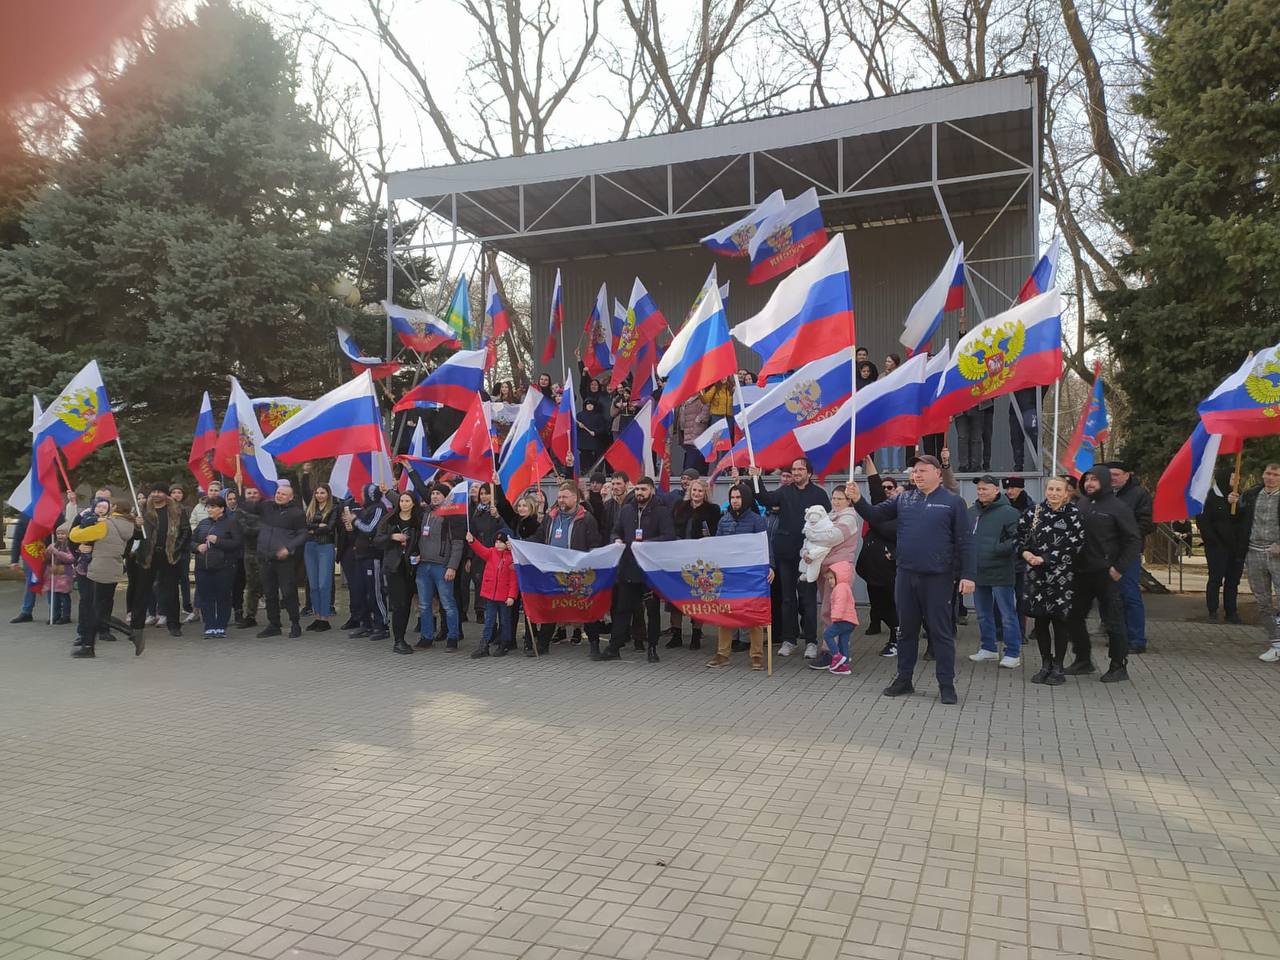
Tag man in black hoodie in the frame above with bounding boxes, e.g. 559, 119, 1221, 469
1105, 460, 1155, 653
1067, 469, 1141, 682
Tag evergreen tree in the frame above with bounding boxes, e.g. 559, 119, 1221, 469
0, 2, 388, 492
1095, 0, 1280, 480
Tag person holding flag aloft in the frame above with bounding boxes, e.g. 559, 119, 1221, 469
68, 495, 143, 659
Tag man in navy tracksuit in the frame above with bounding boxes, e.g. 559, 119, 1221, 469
851, 454, 975, 704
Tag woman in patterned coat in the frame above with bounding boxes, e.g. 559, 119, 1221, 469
1017, 476, 1085, 685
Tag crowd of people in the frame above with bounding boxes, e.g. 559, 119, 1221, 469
11, 419, 1225, 702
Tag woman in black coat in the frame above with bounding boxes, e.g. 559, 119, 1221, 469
373, 490, 421, 656
1017, 476, 1085, 684
858, 458, 900, 656
666, 478, 722, 651
191, 495, 242, 638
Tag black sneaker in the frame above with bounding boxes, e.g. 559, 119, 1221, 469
415, 639, 433, 649
368, 630, 389, 642
882, 676, 914, 697
257, 625, 282, 638
807, 652, 833, 670
288, 623, 302, 639
1045, 667, 1066, 685
1100, 663, 1129, 683
339, 617, 359, 630
349, 628, 372, 639
879, 641, 897, 658
238, 617, 257, 629
167, 626, 182, 638
939, 684, 958, 705
71, 645, 95, 658
9, 613, 33, 624
1030, 666, 1051, 684
470, 648, 489, 659
1206, 611, 1219, 623
492, 646, 507, 658
864, 622, 882, 636
393, 640, 413, 655
305, 621, 321, 632
312, 621, 331, 632
570, 629, 583, 645
665, 634, 683, 649
1063, 659, 1095, 675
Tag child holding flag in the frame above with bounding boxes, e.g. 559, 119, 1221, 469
464, 530, 519, 658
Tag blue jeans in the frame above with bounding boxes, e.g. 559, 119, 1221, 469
974, 584, 1022, 657
1119, 557, 1145, 648
483, 600, 511, 650
415, 562, 460, 645
195, 567, 234, 631
304, 542, 336, 617
823, 621, 853, 659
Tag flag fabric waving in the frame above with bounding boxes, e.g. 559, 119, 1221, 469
631, 532, 772, 628
747, 188, 827, 284
928, 290, 1063, 423
397, 420, 435, 492
483, 276, 510, 368
692, 418, 732, 461
331, 442, 395, 503
733, 352, 854, 469
498, 388, 555, 493
509, 540, 625, 624
582, 283, 614, 379
610, 279, 668, 390
731, 233, 854, 384
446, 274, 472, 348
393, 348, 487, 413
1198, 343, 1280, 438
6, 398, 43, 520
542, 268, 564, 366
251, 396, 309, 436
435, 480, 470, 517
551, 377, 579, 473
1152, 422, 1231, 523
700, 189, 785, 257
656, 267, 736, 420
385, 301, 460, 354
15, 436, 63, 592
1017, 237, 1060, 303
262, 372, 384, 465
32, 360, 119, 469
605, 399, 655, 480
412, 397, 496, 484
1060, 362, 1110, 477
900, 243, 965, 355
213, 378, 278, 495
337, 327, 400, 380
188, 391, 218, 491
918, 341, 953, 436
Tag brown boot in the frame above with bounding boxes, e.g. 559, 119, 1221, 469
705, 654, 730, 668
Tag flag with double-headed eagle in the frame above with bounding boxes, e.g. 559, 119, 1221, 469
508, 540, 625, 624
630, 532, 772, 628
1199, 343, 1280, 438
252, 396, 310, 436
31, 360, 118, 469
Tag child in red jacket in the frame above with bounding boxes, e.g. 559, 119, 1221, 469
465, 530, 519, 658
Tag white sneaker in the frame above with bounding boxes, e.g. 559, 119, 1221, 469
144, 615, 157, 626
969, 649, 1000, 662
803, 642, 818, 659
779, 641, 796, 657
155, 615, 167, 626
999, 655, 1021, 668
183, 611, 199, 623
1259, 648, 1280, 662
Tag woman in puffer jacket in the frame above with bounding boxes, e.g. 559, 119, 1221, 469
821, 560, 857, 675
808, 483, 860, 668
705, 481, 772, 671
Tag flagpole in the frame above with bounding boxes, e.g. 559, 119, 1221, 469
115, 436, 143, 537
733, 377, 759, 491
848, 312, 858, 487
1051, 373, 1062, 477
1232, 446, 1244, 516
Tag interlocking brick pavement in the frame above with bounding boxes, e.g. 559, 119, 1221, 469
2, 584, 1279, 959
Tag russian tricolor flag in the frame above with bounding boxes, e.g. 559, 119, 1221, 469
746, 188, 827, 284
605, 399, 655, 480
610, 278, 668, 390
385, 301, 460, 354
793, 352, 931, 478
331, 441, 395, 504
900, 243, 965, 355
393, 348, 486, 413
541, 268, 564, 366
397, 420, 435, 492
1060, 362, 1110, 477
918, 341, 952, 436
483, 276, 510, 368
582, 283, 613, 379
262, 371, 385, 465
734, 351, 853, 469
1017, 237, 1060, 304
435, 479, 470, 517
656, 267, 737, 420
1198, 343, 1280, 439
10, 434, 64, 592
551, 377, 579, 473
631, 533, 773, 628
213, 377, 278, 495
6, 398, 42, 520
700, 189, 785, 258
32, 360, 119, 469
188, 391, 218, 491
509, 540, 625, 625
1153, 422, 1241, 523
337, 327, 401, 380
929, 291, 1063, 423
498, 388, 555, 493
692, 418, 731, 460
731, 233, 854, 384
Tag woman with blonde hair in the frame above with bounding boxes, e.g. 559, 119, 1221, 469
1018, 476, 1085, 685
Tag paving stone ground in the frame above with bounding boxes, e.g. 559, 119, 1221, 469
2, 583, 1279, 960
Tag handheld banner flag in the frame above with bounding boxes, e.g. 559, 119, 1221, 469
213, 377, 278, 495
32, 360, 118, 469
918, 341, 952, 436
631, 532, 772, 628
498, 388, 554, 493
252, 396, 309, 436
733, 352, 854, 469
700, 189, 785, 257
394, 348, 487, 413
1198, 344, 1280, 438
1017, 237, 1060, 303
188, 391, 218, 491
16, 436, 64, 592
435, 479, 470, 517
410, 397, 495, 484
610, 278, 668, 390
656, 266, 736, 420
446, 274, 472, 348
483, 276, 510, 368
331, 442, 395, 504
398, 420, 434, 492
692, 418, 732, 461
605, 399, 655, 480
747, 188, 827, 284
261, 371, 384, 465
1153, 422, 1234, 523
900, 243, 965, 355
385, 301, 460, 354
542, 268, 564, 366
582, 283, 613, 379
509, 540, 626, 625
6, 398, 43, 519
1060, 363, 1110, 477
337, 327, 400, 380
551, 377, 579, 473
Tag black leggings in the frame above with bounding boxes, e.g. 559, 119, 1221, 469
1034, 615, 1070, 664
866, 582, 898, 630
385, 564, 416, 643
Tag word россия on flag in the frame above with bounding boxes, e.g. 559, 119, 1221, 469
337, 327, 400, 380
1059, 361, 1110, 477
731, 232, 854, 384
747, 187, 827, 284
900, 242, 965, 356
631, 532, 772, 628
656, 267, 736, 420
385, 300, 460, 354
214, 377, 278, 495
509, 540, 625, 624
435, 480, 470, 517
261, 371, 384, 465
188, 391, 218, 491
32, 359, 119, 469
1198, 342, 1280, 438
700, 189, 785, 257
1152, 422, 1241, 523
393, 348, 487, 413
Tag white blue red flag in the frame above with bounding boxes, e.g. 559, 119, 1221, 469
692, 418, 732, 461
435, 479, 470, 517
631, 532, 772, 628
483, 275, 510, 368
499, 388, 555, 493
385, 301, 460, 354
213, 377, 278, 495
1060, 362, 1110, 477
397, 420, 435, 492
32, 360, 119, 470
929, 291, 1063, 422
509, 540, 625, 625
1198, 343, 1280, 439
336, 327, 401, 380
731, 233, 854, 384
12, 437, 63, 592
605, 399, 655, 480
1017, 237, 1060, 303
656, 267, 736, 420
582, 283, 613, 379
900, 243, 965, 355
188, 391, 218, 491
7, 398, 42, 520
394, 348, 487, 413
732, 352, 854, 469
330, 442, 395, 504
551, 377, 579, 473
918, 341, 952, 436
610, 278, 668, 390
746, 188, 827, 284
700, 189, 785, 258
541, 268, 564, 366
1153, 422, 1242, 522
262, 371, 384, 465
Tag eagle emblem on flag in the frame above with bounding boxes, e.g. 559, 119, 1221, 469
616, 312, 638, 360
258, 402, 302, 434
784, 380, 822, 422
957, 318, 1026, 397
765, 222, 793, 254
54, 388, 104, 443
730, 223, 757, 254
554, 569, 596, 598
681, 559, 724, 601
1244, 350, 1280, 414
238, 423, 257, 457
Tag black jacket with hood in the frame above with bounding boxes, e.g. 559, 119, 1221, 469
1197, 467, 1249, 558
351, 484, 389, 560
1076, 469, 1142, 574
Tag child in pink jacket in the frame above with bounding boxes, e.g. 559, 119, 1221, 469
822, 560, 858, 675
46, 529, 76, 624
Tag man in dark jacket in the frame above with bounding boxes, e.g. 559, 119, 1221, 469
1106, 460, 1155, 653
609, 476, 674, 662
851, 455, 975, 705
1197, 466, 1246, 623
234, 487, 264, 627
136, 483, 191, 638
532, 481, 604, 657
966, 476, 1023, 668
752, 457, 831, 660
1067, 469, 1140, 681
254, 480, 309, 639
413, 481, 466, 650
